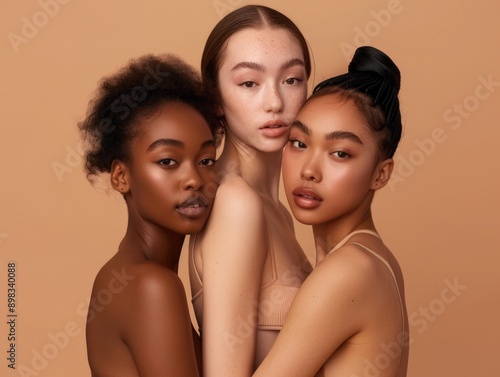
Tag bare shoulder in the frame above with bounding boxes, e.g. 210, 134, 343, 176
270, 244, 386, 344
297, 243, 393, 311
214, 175, 263, 211
196, 175, 267, 274
307, 245, 376, 291
112, 262, 192, 338
202, 176, 265, 235
92, 260, 187, 314
124, 262, 187, 305
318, 244, 388, 288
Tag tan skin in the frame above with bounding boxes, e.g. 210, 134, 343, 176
189, 26, 312, 376
86, 102, 217, 377
253, 95, 409, 377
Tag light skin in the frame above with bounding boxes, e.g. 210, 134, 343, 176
189, 26, 312, 377
86, 102, 217, 377
253, 94, 408, 377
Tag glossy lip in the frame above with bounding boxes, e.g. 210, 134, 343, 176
292, 187, 323, 209
259, 119, 289, 138
176, 195, 210, 218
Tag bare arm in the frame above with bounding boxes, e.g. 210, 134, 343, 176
123, 265, 200, 377
200, 179, 267, 377
252, 245, 382, 377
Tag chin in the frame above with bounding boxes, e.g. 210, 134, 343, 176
259, 139, 288, 153
172, 219, 207, 235
289, 210, 316, 226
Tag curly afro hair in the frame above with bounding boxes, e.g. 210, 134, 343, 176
78, 54, 222, 183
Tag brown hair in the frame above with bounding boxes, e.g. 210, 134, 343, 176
201, 5, 311, 106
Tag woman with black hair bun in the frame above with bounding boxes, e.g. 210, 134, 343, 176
253, 46, 408, 377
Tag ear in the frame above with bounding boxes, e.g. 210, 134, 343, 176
371, 158, 394, 190
110, 160, 130, 194
216, 104, 224, 117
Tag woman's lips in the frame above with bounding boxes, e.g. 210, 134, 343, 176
292, 187, 323, 209
259, 120, 289, 138
176, 195, 209, 218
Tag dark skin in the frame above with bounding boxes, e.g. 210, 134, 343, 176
86, 102, 217, 377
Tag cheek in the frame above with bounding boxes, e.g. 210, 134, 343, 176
285, 90, 307, 118
282, 149, 299, 184
219, 83, 246, 112
132, 167, 174, 199
327, 163, 373, 193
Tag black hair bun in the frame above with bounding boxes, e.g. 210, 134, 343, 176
348, 46, 400, 93
312, 46, 402, 158
313, 46, 400, 123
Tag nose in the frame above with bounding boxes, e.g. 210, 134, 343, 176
181, 164, 204, 191
300, 154, 322, 183
263, 83, 283, 113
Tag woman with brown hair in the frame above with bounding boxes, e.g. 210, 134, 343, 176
189, 5, 313, 376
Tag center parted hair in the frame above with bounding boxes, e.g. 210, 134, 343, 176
201, 5, 311, 115
312, 46, 402, 159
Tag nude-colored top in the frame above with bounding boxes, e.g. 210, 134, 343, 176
327, 229, 405, 325
190, 234, 299, 332
317, 229, 406, 376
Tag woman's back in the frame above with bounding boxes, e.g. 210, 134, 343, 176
88, 255, 201, 377
190, 176, 311, 368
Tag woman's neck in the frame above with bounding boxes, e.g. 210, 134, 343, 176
217, 136, 283, 202
118, 202, 185, 272
312, 209, 376, 265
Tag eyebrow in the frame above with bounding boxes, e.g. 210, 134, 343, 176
326, 131, 363, 145
291, 120, 311, 136
147, 138, 215, 152
291, 120, 364, 144
231, 58, 305, 73
147, 138, 183, 151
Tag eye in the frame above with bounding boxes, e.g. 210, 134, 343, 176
284, 77, 302, 85
199, 158, 216, 166
289, 139, 306, 149
158, 158, 178, 166
241, 81, 257, 88
331, 151, 349, 159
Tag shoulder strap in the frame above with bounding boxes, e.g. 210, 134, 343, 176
328, 229, 380, 254
347, 241, 406, 335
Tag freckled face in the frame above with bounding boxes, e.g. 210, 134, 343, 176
217, 27, 308, 152
126, 102, 217, 235
282, 95, 381, 226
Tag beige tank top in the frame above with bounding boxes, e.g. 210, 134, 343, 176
190, 234, 300, 332
316, 229, 406, 377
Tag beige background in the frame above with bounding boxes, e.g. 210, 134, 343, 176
1, 1, 499, 376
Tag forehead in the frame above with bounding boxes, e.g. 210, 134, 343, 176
222, 27, 304, 66
136, 102, 213, 144
297, 95, 372, 138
